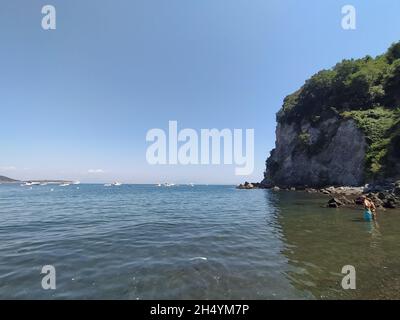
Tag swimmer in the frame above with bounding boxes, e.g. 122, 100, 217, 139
361, 195, 377, 221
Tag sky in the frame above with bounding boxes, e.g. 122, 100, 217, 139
1, 0, 400, 184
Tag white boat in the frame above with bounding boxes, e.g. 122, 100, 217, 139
59, 183, 70, 187
73, 181, 81, 185
163, 183, 175, 187
112, 182, 122, 186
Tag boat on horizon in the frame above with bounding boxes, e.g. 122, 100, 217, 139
21, 181, 40, 186
163, 183, 175, 187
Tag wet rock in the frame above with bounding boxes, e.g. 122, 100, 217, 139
237, 182, 268, 189
355, 196, 364, 205
374, 198, 384, 208
378, 192, 387, 200
339, 196, 353, 205
237, 182, 255, 189
321, 189, 331, 195
383, 199, 397, 209
327, 197, 343, 208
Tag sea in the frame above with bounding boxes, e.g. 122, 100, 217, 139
0, 184, 399, 299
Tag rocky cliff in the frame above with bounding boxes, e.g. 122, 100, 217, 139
263, 117, 366, 187
262, 42, 400, 188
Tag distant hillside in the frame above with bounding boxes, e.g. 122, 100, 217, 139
0, 175, 19, 183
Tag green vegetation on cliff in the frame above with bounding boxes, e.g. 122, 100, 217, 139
342, 107, 399, 179
276, 42, 400, 181
277, 42, 400, 124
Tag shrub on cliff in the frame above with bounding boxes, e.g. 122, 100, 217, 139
342, 107, 399, 180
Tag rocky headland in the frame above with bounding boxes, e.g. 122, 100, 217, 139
238, 41, 400, 210
0, 175, 20, 183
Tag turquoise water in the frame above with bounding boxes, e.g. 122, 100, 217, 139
0, 184, 399, 299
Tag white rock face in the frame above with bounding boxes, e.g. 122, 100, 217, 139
263, 117, 367, 187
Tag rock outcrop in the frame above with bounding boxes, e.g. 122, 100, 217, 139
262, 41, 400, 188
262, 117, 367, 188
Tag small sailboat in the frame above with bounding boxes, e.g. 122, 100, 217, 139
112, 182, 122, 186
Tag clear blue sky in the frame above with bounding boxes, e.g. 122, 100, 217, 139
1, 0, 399, 184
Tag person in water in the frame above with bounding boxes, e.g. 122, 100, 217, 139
362, 196, 377, 221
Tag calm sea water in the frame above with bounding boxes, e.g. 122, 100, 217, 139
0, 184, 399, 299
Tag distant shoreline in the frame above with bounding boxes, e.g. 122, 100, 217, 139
0, 178, 236, 186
